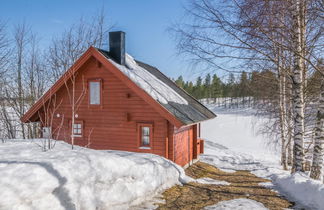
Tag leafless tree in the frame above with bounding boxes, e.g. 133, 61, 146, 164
310, 62, 324, 180
63, 71, 87, 150
171, 0, 323, 173
47, 9, 111, 82
34, 93, 64, 151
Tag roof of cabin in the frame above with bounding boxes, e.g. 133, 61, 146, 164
97, 48, 216, 125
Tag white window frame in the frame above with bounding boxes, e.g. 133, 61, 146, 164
72, 123, 83, 137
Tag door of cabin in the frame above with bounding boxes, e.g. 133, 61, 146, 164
173, 126, 193, 167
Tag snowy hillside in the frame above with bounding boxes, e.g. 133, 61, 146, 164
201, 104, 324, 210
0, 140, 189, 210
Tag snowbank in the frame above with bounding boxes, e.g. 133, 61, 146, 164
204, 198, 267, 210
0, 139, 189, 210
108, 53, 188, 105
274, 172, 324, 210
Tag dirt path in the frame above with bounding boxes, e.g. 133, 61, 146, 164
157, 162, 294, 210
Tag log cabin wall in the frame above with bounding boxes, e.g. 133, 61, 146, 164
41, 56, 168, 157
173, 125, 194, 167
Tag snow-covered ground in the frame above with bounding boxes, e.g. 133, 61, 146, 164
202, 106, 279, 161
1, 104, 323, 210
0, 139, 190, 210
201, 104, 324, 210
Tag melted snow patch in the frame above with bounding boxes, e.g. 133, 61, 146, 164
195, 177, 230, 185
108, 53, 188, 105
258, 182, 274, 188
204, 198, 268, 210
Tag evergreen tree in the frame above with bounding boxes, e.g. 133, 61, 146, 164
211, 74, 222, 98
239, 71, 249, 97
175, 76, 185, 88
204, 73, 211, 99
194, 76, 203, 99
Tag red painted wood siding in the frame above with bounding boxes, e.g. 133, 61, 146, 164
173, 125, 194, 166
40, 57, 168, 157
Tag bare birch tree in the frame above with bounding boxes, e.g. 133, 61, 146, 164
171, 0, 323, 172
63, 71, 86, 150
290, 0, 306, 172
47, 9, 111, 82
310, 63, 324, 180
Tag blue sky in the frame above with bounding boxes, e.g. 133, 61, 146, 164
0, 0, 205, 81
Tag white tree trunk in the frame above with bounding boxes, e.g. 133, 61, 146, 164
291, 0, 305, 173
71, 79, 75, 150
279, 69, 288, 170
310, 78, 324, 180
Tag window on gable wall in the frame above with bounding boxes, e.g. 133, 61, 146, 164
73, 123, 82, 137
89, 80, 101, 105
138, 123, 153, 149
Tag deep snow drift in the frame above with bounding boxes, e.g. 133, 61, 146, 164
201, 104, 324, 210
0, 140, 189, 210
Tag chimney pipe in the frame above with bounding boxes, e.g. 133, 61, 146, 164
109, 31, 125, 65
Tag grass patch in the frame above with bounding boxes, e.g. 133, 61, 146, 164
157, 162, 294, 210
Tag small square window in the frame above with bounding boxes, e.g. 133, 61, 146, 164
72, 123, 83, 136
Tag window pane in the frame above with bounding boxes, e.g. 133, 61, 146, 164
142, 136, 150, 146
141, 126, 150, 146
73, 124, 82, 135
90, 81, 100, 105
142, 127, 150, 136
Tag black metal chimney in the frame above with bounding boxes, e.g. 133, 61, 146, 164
109, 31, 125, 65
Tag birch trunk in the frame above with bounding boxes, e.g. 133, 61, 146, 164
291, 0, 305, 173
310, 78, 324, 180
71, 77, 75, 150
287, 67, 294, 166
279, 68, 288, 170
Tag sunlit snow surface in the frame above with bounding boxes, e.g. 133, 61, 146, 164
201, 104, 324, 210
0, 140, 190, 210
1, 104, 324, 209
108, 54, 188, 105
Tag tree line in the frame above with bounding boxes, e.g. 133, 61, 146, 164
174, 71, 251, 104
172, 0, 324, 181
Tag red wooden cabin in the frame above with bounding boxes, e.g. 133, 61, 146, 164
21, 31, 216, 167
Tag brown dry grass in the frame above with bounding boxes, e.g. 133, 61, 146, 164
157, 162, 294, 210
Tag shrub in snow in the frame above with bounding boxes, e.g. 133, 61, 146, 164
0, 140, 189, 210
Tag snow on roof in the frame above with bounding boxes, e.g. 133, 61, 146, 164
97, 48, 216, 125
108, 54, 188, 105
